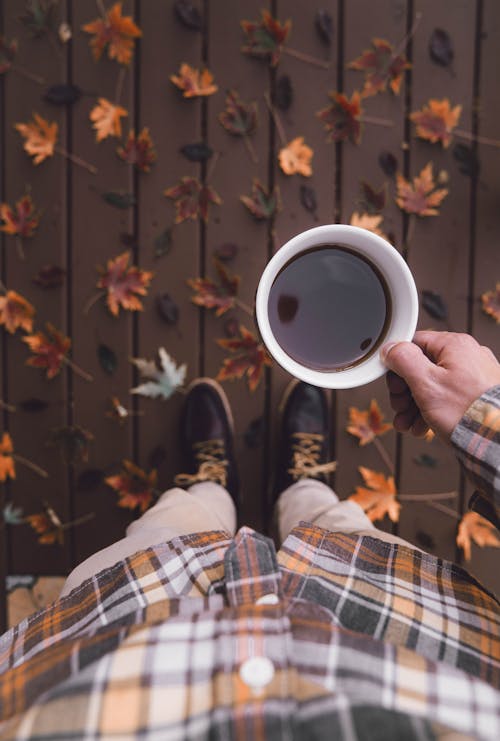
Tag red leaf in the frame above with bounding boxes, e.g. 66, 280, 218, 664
164, 176, 222, 223
240, 10, 291, 66
97, 251, 153, 316
116, 127, 157, 171
218, 89, 258, 136
23, 322, 71, 379
395, 162, 448, 216
0, 290, 35, 334
317, 91, 363, 144
0, 193, 40, 238
188, 258, 240, 316
216, 324, 272, 392
348, 37, 411, 97
240, 178, 281, 220
347, 399, 392, 446
105, 459, 158, 513
481, 283, 500, 323
81, 1, 142, 65
0, 432, 16, 482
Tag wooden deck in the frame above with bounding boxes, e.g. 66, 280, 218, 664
1, 0, 499, 631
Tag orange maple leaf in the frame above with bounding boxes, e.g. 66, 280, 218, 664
0, 193, 40, 238
350, 212, 388, 241
188, 258, 240, 316
278, 136, 313, 177
395, 162, 449, 216
170, 63, 218, 98
348, 37, 411, 97
14, 113, 58, 164
105, 459, 158, 513
216, 324, 272, 392
481, 283, 500, 323
97, 251, 153, 316
82, 1, 142, 65
347, 399, 392, 445
317, 91, 363, 144
0, 432, 16, 482
0, 290, 35, 334
349, 466, 400, 523
25, 512, 62, 545
410, 98, 462, 148
456, 511, 500, 562
90, 98, 128, 142
23, 322, 71, 379
116, 127, 157, 171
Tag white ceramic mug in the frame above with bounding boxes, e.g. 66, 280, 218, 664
255, 224, 419, 389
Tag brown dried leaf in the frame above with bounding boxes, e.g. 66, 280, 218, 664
410, 98, 462, 148
395, 162, 448, 216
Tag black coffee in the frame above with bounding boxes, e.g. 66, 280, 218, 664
268, 245, 391, 371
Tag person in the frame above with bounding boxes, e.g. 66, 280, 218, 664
0, 330, 499, 740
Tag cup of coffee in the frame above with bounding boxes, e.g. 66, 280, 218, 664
255, 224, 418, 389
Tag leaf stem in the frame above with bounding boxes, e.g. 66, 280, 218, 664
115, 66, 126, 104
11, 64, 45, 85
61, 512, 96, 530
425, 501, 460, 519
359, 115, 394, 127
243, 134, 258, 164
373, 437, 395, 475
205, 150, 220, 182
234, 298, 254, 317
454, 128, 500, 148
64, 358, 94, 383
0, 399, 16, 413
96, 0, 106, 16
399, 491, 457, 502
83, 290, 106, 315
15, 237, 25, 261
392, 11, 423, 61
283, 46, 330, 69
263, 92, 287, 146
12, 454, 49, 479
55, 146, 98, 174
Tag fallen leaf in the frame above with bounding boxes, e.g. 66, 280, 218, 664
43, 83, 82, 106
26, 512, 61, 545
23, 322, 71, 379
90, 98, 128, 142
97, 252, 153, 316
240, 178, 280, 220
117, 127, 156, 171
18, 398, 49, 413
82, 1, 141, 65
173, 0, 202, 30
421, 290, 448, 321
131, 347, 186, 400
216, 324, 272, 392
58, 21, 72, 43
481, 283, 500, 323
378, 150, 398, 177
164, 176, 221, 223
106, 460, 157, 513
347, 399, 392, 446
0, 290, 35, 334
241, 9, 291, 67
76, 468, 104, 491
47, 425, 94, 465
395, 162, 448, 216
223, 316, 239, 338
315, 9, 333, 46
413, 453, 438, 468
33, 264, 66, 288
349, 466, 400, 523
188, 258, 240, 316
153, 227, 172, 258
456, 511, 500, 562
180, 142, 213, 162
452, 143, 480, 178
170, 62, 218, 97
15, 113, 58, 164
101, 191, 136, 209
106, 396, 131, 424
429, 28, 454, 67
348, 37, 411, 97
0, 432, 16, 482
97, 343, 118, 374
317, 91, 363, 144
410, 98, 462, 148
349, 212, 388, 241
299, 184, 318, 216
3, 502, 24, 525
20, 0, 57, 37
218, 89, 258, 139
0, 193, 39, 238
0, 35, 18, 74
278, 136, 313, 177
275, 74, 293, 111
359, 180, 386, 213
214, 242, 238, 261
156, 293, 179, 325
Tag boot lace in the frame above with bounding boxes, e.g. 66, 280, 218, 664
287, 432, 337, 481
174, 439, 228, 487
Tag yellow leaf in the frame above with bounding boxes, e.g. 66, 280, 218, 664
278, 136, 313, 176
90, 98, 128, 142
170, 63, 218, 98
14, 113, 58, 165
350, 212, 388, 241
456, 511, 500, 562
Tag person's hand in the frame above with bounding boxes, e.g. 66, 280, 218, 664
381, 331, 500, 442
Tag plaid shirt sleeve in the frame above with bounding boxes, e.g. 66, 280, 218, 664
451, 385, 500, 528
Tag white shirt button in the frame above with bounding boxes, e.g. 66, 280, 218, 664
255, 593, 279, 605
239, 656, 275, 691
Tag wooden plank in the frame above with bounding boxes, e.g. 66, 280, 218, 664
269, 0, 337, 527
333, 0, 407, 532
465, 0, 500, 597
397, 0, 476, 559
3, 0, 71, 574
70, 0, 136, 564
135, 3, 202, 500
0, 0, 7, 633
202, 0, 273, 532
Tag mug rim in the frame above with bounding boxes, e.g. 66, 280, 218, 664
255, 224, 419, 389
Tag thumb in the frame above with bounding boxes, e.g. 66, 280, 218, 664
381, 341, 435, 388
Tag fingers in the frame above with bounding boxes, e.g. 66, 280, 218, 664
381, 340, 436, 389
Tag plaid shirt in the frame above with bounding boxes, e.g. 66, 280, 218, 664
0, 392, 499, 740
